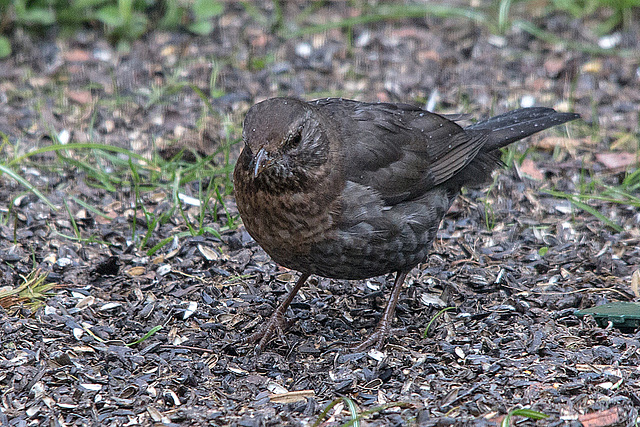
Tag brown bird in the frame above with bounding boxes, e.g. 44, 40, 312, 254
234, 97, 579, 351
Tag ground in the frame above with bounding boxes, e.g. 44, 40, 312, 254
1, 2, 640, 426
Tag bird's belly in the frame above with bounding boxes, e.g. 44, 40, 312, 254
239, 183, 451, 280
300, 183, 450, 279
308, 210, 440, 279
256, 221, 433, 280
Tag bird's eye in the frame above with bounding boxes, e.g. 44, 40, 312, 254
284, 131, 302, 149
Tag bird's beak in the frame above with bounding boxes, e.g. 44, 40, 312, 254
252, 147, 271, 178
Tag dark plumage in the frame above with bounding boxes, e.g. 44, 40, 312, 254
234, 97, 579, 351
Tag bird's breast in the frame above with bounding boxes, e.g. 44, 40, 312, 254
235, 182, 340, 271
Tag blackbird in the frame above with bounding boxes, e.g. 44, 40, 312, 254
234, 97, 579, 351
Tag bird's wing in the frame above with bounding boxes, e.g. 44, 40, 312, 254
313, 99, 490, 205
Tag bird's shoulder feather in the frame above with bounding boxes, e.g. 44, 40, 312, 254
311, 99, 490, 205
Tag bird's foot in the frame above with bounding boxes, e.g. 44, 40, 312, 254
243, 310, 292, 353
351, 320, 393, 352
241, 273, 310, 353
351, 271, 408, 352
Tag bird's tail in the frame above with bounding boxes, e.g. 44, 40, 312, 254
452, 108, 579, 187
467, 107, 580, 152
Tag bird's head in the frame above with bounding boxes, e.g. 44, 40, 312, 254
238, 98, 331, 190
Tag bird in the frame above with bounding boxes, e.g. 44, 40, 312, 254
233, 97, 579, 352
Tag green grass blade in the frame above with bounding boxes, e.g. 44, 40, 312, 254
342, 397, 360, 427
501, 408, 549, 426
340, 402, 411, 427
423, 306, 456, 338
286, 4, 486, 38
146, 231, 194, 256
71, 196, 114, 221
62, 198, 81, 239
543, 189, 623, 232
0, 164, 57, 211
8, 143, 150, 167
55, 152, 120, 192
312, 398, 342, 427
514, 20, 636, 57
497, 0, 513, 34
126, 325, 162, 347
509, 408, 548, 420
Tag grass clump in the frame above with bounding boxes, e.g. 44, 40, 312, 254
0, 0, 225, 55
2, 133, 240, 254
0, 269, 58, 311
544, 167, 640, 233
312, 396, 410, 427
551, 0, 640, 33
2, 0, 638, 59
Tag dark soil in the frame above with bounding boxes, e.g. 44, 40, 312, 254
1, 3, 640, 426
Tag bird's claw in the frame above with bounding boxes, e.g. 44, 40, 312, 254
243, 311, 291, 353
352, 321, 392, 352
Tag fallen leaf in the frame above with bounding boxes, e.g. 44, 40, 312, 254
578, 407, 620, 427
269, 390, 315, 404
519, 158, 544, 180
64, 49, 91, 62
126, 266, 146, 276
94, 215, 113, 225
67, 90, 93, 105
595, 152, 638, 170
534, 136, 583, 151
544, 57, 565, 77
417, 49, 440, 62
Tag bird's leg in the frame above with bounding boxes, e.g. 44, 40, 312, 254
353, 271, 408, 352
243, 273, 310, 352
